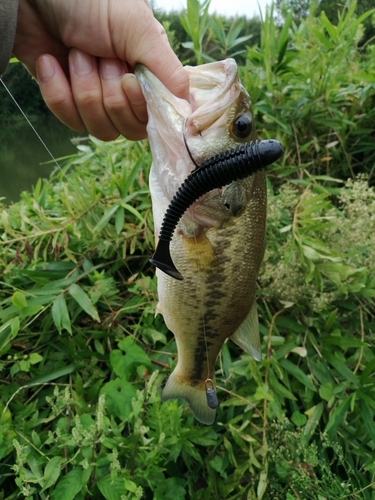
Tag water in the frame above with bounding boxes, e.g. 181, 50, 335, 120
0, 115, 83, 204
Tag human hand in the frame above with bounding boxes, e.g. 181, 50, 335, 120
13, 0, 189, 141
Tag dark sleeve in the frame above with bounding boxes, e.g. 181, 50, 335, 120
0, 0, 19, 76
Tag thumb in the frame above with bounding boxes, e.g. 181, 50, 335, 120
114, 4, 189, 101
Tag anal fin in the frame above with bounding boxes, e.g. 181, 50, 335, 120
230, 300, 261, 361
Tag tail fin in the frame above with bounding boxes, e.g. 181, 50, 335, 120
161, 370, 216, 425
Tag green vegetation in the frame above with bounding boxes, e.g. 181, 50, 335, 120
0, 60, 49, 123
1, 0, 375, 498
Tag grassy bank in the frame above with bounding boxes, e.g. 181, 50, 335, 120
1, 1, 375, 498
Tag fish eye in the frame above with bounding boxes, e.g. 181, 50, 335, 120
232, 114, 252, 139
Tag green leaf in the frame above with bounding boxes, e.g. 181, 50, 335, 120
325, 398, 351, 438
323, 351, 358, 386
42, 456, 65, 491
359, 400, 375, 444
21, 262, 76, 281
11, 291, 28, 309
115, 206, 124, 234
124, 479, 138, 493
319, 382, 333, 402
269, 369, 297, 401
311, 27, 333, 49
100, 378, 137, 420
31, 430, 41, 447
323, 336, 365, 349
320, 11, 337, 41
254, 385, 274, 402
68, 283, 100, 322
280, 359, 316, 392
29, 353, 43, 365
0, 318, 19, 354
50, 468, 84, 500
302, 402, 324, 444
291, 411, 307, 427
97, 476, 129, 500
257, 465, 268, 499
360, 358, 375, 384
155, 478, 187, 500
93, 204, 119, 233
52, 294, 72, 334
26, 364, 76, 386
121, 202, 147, 226
112, 337, 152, 379
19, 360, 30, 372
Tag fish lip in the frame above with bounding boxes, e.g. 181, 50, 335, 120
135, 63, 190, 112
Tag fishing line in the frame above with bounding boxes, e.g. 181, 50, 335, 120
186, 114, 218, 410
183, 117, 198, 168
184, 117, 220, 410
192, 230, 218, 409
185, 115, 210, 390
1, 78, 61, 169
0, 78, 133, 276
192, 231, 209, 373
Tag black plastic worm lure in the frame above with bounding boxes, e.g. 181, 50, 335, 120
150, 139, 284, 280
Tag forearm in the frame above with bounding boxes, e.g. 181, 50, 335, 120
0, 0, 19, 75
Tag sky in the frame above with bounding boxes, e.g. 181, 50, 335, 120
152, 0, 270, 19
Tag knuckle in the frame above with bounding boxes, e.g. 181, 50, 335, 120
103, 94, 126, 114
45, 93, 71, 114
74, 89, 101, 109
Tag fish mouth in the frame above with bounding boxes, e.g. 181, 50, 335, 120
185, 59, 241, 133
135, 59, 250, 176
135, 59, 240, 121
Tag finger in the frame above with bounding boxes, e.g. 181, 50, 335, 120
36, 54, 86, 132
99, 59, 147, 141
121, 74, 148, 125
140, 19, 190, 101
69, 48, 120, 141
142, 0, 152, 10
111, 3, 190, 102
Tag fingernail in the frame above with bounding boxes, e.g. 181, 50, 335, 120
71, 49, 94, 76
37, 55, 55, 81
101, 59, 124, 80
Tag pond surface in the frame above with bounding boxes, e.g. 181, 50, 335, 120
0, 114, 83, 204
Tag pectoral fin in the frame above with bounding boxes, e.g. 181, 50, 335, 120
230, 300, 261, 361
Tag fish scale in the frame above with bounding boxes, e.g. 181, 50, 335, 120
135, 59, 279, 425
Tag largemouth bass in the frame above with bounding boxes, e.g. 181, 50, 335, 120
136, 59, 271, 425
